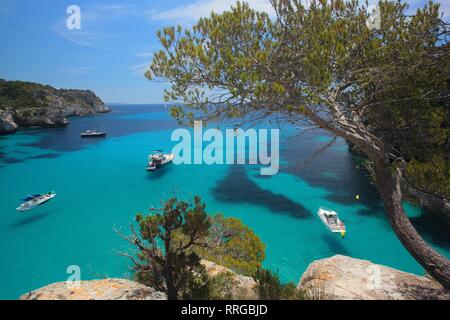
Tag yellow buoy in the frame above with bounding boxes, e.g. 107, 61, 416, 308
341, 230, 346, 239
355, 194, 360, 200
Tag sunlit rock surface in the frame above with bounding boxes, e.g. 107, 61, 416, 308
298, 255, 450, 300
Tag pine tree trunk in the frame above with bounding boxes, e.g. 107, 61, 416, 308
165, 265, 178, 300
372, 156, 450, 289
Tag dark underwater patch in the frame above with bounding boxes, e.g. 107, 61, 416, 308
212, 166, 310, 218
411, 211, 450, 249
1, 157, 23, 164
11, 212, 49, 229
27, 153, 59, 160
321, 233, 349, 256
281, 128, 383, 215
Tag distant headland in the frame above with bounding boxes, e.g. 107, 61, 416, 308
0, 79, 110, 134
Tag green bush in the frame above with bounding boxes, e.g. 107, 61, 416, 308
255, 269, 305, 300
192, 214, 266, 277
406, 155, 450, 198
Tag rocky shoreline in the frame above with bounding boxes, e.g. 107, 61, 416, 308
298, 255, 450, 300
0, 79, 110, 134
20, 255, 450, 300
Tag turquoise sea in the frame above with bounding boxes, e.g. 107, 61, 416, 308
0, 104, 449, 299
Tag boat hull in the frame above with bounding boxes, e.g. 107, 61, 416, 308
16, 194, 56, 212
146, 160, 173, 171
81, 132, 107, 138
317, 208, 346, 233
146, 153, 174, 171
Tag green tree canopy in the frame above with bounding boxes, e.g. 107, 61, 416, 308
148, 0, 450, 287
190, 214, 266, 276
117, 196, 211, 300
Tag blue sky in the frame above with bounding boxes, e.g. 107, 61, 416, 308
0, 0, 448, 104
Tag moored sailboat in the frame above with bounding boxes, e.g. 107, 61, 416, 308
80, 130, 107, 138
81, 103, 108, 138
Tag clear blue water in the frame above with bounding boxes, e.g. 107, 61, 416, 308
0, 104, 449, 299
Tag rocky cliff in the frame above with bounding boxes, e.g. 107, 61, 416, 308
19, 260, 258, 300
0, 79, 110, 134
19, 278, 167, 300
298, 255, 450, 300
0, 109, 18, 133
20, 255, 450, 300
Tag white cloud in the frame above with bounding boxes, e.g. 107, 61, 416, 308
130, 62, 150, 76
92, 4, 136, 12
62, 66, 95, 75
149, 0, 275, 23
52, 3, 136, 47
52, 22, 98, 47
135, 52, 154, 58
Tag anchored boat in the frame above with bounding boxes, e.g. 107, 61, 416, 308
16, 192, 56, 212
80, 102, 107, 138
80, 130, 107, 138
146, 151, 175, 171
318, 208, 346, 235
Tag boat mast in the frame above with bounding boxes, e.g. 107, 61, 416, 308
91, 103, 106, 132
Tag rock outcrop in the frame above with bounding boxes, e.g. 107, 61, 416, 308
202, 260, 259, 299
21, 255, 450, 300
19, 279, 167, 300
19, 260, 258, 300
0, 79, 110, 134
298, 255, 450, 300
0, 109, 19, 133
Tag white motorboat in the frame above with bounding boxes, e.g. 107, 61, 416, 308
146, 151, 175, 171
16, 192, 56, 212
318, 208, 346, 234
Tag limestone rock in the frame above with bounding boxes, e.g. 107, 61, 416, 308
0, 109, 18, 133
298, 255, 450, 300
19, 278, 167, 300
202, 260, 259, 299
0, 79, 110, 133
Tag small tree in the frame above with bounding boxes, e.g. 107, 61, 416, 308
191, 214, 266, 276
255, 269, 305, 300
116, 196, 211, 300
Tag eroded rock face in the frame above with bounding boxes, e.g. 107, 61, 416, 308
19, 261, 257, 300
19, 279, 167, 300
0, 109, 18, 133
298, 255, 450, 300
0, 79, 110, 134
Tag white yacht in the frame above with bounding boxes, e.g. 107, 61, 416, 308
16, 192, 56, 212
317, 208, 346, 233
146, 151, 175, 171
